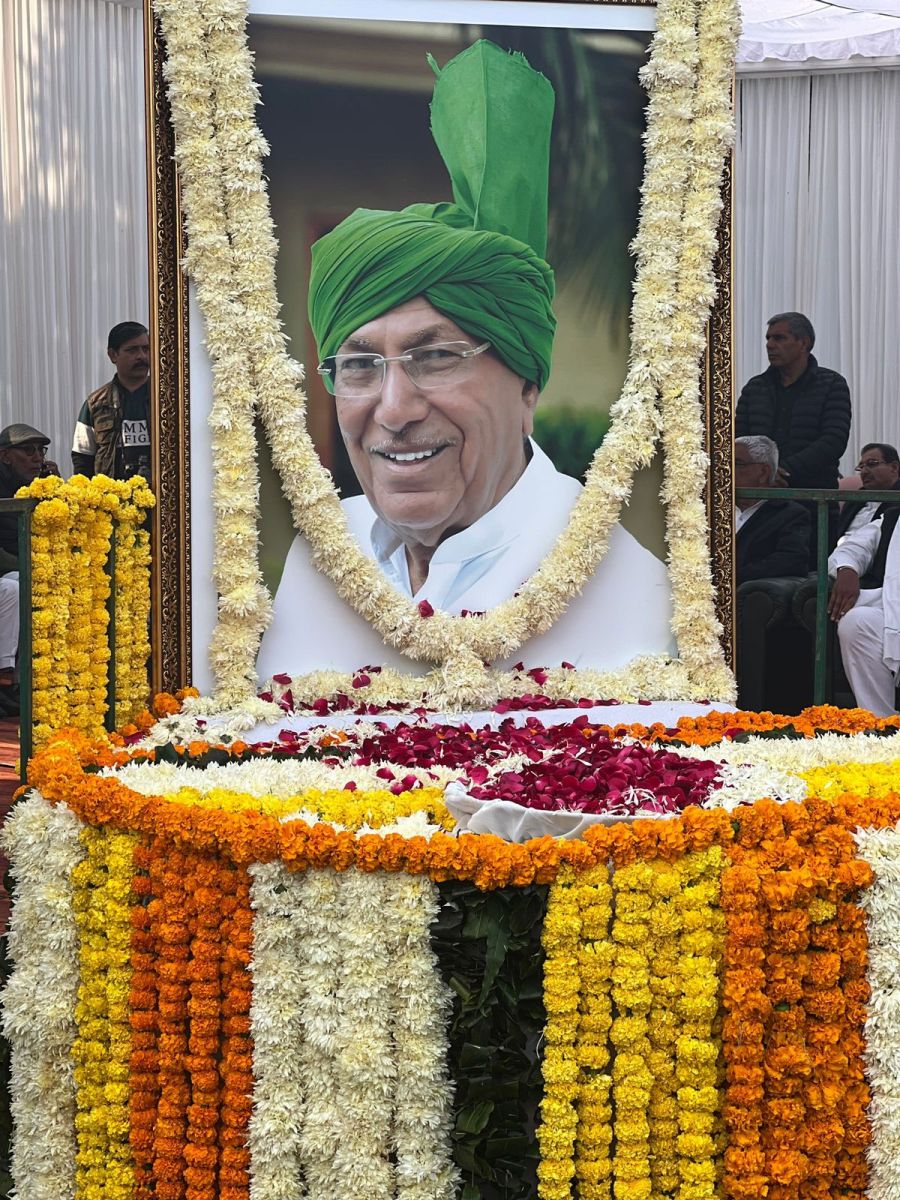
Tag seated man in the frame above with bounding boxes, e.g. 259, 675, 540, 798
827, 506, 900, 716
257, 40, 673, 678
735, 436, 810, 584
833, 442, 900, 543
0, 423, 58, 715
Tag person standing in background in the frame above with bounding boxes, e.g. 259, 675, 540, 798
735, 311, 851, 563
72, 321, 151, 481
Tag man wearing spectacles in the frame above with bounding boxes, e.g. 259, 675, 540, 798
0, 423, 60, 715
833, 443, 900, 543
257, 41, 673, 678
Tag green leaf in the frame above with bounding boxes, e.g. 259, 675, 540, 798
456, 1100, 495, 1135
459, 1042, 494, 1069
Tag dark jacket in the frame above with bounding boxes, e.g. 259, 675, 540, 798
736, 500, 811, 585
735, 355, 851, 488
857, 507, 900, 591
72, 377, 143, 479
0, 463, 22, 574
834, 478, 900, 544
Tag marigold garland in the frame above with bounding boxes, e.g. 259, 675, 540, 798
19, 474, 154, 746
71, 826, 138, 1200
537, 864, 582, 1200
675, 848, 725, 1200
647, 858, 683, 1197
610, 860, 655, 1200
573, 864, 614, 1200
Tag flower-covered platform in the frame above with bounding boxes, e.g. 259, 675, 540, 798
5, 703, 900, 1200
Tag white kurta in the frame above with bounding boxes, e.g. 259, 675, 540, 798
257, 441, 674, 679
828, 517, 900, 714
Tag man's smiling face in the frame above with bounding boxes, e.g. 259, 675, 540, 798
334, 296, 539, 549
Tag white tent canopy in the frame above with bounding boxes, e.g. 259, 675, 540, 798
739, 0, 900, 63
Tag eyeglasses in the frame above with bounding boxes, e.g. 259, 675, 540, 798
857, 458, 889, 471
317, 340, 491, 400
734, 459, 757, 468
10, 443, 46, 459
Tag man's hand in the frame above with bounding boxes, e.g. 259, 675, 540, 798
774, 466, 791, 487
41, 460, 61, 477
828, 567, 860, 621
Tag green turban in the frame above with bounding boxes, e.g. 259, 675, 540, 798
307, 40, 557, 390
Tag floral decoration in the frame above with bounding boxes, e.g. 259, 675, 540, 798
18, 474, 155, 747
151, 0, 739, 708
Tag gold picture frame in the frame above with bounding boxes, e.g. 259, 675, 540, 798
144, 0, 734, 696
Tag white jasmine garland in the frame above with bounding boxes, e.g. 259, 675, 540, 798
291, 865, 345, 1200
106, 755, 458, 798
382, 872, 459, 1200
670, 730, 900, 773
330, 866, 400, 1196
248, 861, 306, 1200
852, 824, 900, 1200
1, 792, 86, 1200
153, 0, 738, 708
702, 761, 809, 811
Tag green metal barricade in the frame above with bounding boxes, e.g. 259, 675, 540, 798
735, 486, 900, 705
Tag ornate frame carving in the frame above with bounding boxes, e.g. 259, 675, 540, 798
146, 1, 734, 689
146, 1, 191, 693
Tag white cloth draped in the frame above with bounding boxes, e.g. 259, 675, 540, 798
739, 1, 900, 62
0, 0, 146, 466
736, 67, 900, 473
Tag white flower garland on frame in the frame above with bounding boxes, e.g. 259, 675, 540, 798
0, 792, 86, 1200
153, 0, 739, 708
852, 824, 900, 1200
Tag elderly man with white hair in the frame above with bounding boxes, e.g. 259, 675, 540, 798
734, 435, 810, 585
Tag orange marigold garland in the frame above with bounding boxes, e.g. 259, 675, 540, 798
150, 842, 193, 1200
830, 898, 871, 1200
217, 864, 254, 1200
130, 840, 159, 1200
721, 857, 768, 1200
183, 857, 228, 1200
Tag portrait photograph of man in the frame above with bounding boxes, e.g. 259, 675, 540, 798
195, 9, 677, 680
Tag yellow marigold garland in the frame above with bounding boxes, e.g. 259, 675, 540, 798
574, 864, 615, 1200
538, 864, 583, 1200
647, 860, 683, 1198
675, 847, 725, 1200
72, 826, 138, 1200
611, 861, 655, 1200
149, 783, 450, 830
114, 479, 154, 727
29, 483, 71, 744
20, 474, 153, 744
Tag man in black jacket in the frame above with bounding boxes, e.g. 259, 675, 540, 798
735, 436, 810, 584
736, 312, 851, 489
